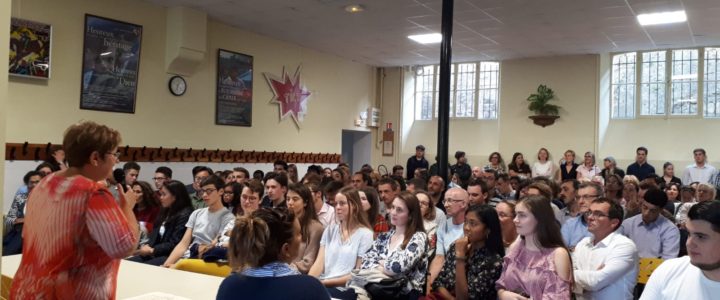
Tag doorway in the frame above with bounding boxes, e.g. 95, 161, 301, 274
341, 130, 372, 172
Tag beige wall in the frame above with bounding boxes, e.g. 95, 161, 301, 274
1, 0, 11, 259
395, 68, 500, 167
388, 53, 719, 172
498, 55, 598, 164
370, 67, 402, 170
8, 0, 374, 154
390, 55, 597, 168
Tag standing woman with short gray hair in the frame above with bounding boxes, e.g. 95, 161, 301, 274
11, 121, 140, 299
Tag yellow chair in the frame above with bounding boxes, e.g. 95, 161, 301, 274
637, 258, 664, 284
174, 259, 232, 277
1, 274, 13, 300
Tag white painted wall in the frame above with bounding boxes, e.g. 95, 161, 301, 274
386, 53, 719, 174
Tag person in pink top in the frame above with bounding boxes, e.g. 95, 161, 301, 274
496, 195, 573, 300
11, 121, 140, 300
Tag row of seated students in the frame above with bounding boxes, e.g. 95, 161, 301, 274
5, 154, 720, 299
114, 159, 720, 299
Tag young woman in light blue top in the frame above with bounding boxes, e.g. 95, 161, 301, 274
309, 187, 373, 287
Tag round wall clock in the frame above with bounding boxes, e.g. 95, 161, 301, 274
168, 75, 187, 96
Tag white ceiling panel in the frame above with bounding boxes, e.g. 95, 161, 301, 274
145, 0, 720, 66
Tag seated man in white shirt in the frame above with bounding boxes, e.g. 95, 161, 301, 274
574, 198, 638, 300
641, 201, 720, 300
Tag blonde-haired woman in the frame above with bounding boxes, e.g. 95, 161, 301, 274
309, 187, 373, 287
531, 147, 558, 180
560, 150, 579, 181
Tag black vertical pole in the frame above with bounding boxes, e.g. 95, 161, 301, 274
437, 0, 453, 185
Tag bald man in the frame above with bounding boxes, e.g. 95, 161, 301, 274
427, 187, 469, 293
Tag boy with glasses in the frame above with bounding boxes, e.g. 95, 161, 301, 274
188, 166, 213, 209
162, 175, 234, 267
153, 166, 172, 199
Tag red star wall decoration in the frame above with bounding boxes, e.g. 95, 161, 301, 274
263, 65, 311, 128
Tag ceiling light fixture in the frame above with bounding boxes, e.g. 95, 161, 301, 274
408, 33, 442, 44
345, 4, 365, 13
637, 10, 687, 26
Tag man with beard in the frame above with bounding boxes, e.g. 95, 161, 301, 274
560, 179, 580, 219
641, 201, 720, 299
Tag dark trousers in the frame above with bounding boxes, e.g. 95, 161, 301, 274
126, 255, 168, 266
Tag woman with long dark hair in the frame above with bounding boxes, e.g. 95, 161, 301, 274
355, 191, 428, 298
508, 152, 531, 178
128, 180, 194, 265
222, 182, 243, 215
131, 181, 160, 233
432, 204, 505, 299
359, 187, 388, 238
286, 183, 323, 274
496, 195, 573, 299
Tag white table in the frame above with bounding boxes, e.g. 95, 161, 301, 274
2, 255, 225, 299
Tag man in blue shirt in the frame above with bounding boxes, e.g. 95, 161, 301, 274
620, 188, 680, 259
562, 182, 598, 250
626, 147, 655, 181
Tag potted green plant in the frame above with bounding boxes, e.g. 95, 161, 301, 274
527, 84, 561, 127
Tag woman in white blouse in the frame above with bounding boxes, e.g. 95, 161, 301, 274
531, 147, 558, 180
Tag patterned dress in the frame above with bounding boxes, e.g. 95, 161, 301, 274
432, 243, 503, 299
10, 173, 137, 299
360, 229, 428, 294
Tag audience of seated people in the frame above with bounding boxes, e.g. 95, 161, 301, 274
7, 145, 720, 300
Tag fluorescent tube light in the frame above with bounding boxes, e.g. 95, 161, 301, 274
637, 10, 687, 26
408, 33, 442, 44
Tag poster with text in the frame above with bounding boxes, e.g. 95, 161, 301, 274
80, 14, 142, 114
216, 49, 253, 126
9, 18, 52, 79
